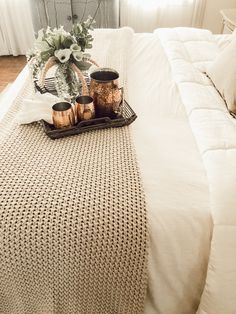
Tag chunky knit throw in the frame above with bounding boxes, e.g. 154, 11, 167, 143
0, 79, 148, 314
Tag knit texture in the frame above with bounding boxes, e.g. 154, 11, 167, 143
0, 79, 148, 314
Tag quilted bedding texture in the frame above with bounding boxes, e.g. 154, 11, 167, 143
156, 27, 236, 314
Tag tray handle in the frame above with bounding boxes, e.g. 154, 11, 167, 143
70, 63, 89, 96
71, 59, 100, 96
38, 56, 57, 88
77, 117, 111, 127
39, 59, 100, 96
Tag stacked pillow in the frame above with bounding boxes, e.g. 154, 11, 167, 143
207, 31, 236, 114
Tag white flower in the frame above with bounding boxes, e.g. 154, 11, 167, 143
52, 26, 69, 36
70, 44, 81, 52
46, 25, 68, 37
46, 26, 52, 35
82, 53, 91, 61
72, 51, 83, 62
54, 49, 71, 63
37, 29, 45, 41
34, 41, 50, 52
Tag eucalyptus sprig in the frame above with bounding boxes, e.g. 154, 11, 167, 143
71, 16, 96, 52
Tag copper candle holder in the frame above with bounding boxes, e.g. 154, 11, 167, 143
75, 95, 95, 121
52, 102, 75, 129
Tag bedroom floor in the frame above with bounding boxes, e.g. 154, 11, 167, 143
0, 56, 26, 92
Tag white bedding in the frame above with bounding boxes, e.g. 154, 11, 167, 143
0, 29, 234, 314
128, 33, 212, 314
155, 27, 236, 313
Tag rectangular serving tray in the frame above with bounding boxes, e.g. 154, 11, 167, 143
41, 100, 137, 140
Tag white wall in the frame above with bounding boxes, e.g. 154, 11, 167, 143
202, 0, 236, 33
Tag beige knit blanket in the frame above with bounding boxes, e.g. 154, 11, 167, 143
0, 77, 148, 314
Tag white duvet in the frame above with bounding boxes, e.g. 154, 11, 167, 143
0, 27, 235, 314
155, 27, 236, 313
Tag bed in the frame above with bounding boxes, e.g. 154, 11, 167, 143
0, 28, 235, 314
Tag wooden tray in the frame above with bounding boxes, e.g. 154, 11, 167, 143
41, 100, 137, 140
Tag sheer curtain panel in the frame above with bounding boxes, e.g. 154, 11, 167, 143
0, 0, 35, 56
120, 0, 206, 32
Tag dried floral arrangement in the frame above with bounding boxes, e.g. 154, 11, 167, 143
28, 16, 98, 98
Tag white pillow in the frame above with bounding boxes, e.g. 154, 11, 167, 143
207, 37, 236, 114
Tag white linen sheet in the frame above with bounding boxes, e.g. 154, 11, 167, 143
0, 31, 222, 314
128, 34, 212, 314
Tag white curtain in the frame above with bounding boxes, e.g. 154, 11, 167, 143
120, 0, 206, 32
0, 0, 35, 56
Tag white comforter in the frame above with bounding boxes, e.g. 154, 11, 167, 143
155, 27, 236, 313
0, 28, 235, 314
